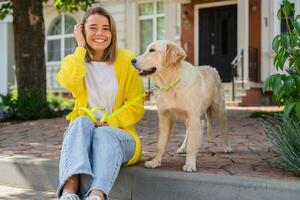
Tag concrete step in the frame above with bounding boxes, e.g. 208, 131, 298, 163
0, 155, 299, 200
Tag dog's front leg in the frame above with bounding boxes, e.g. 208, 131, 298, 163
145, 112, 172, 168
183, 116, 202, 172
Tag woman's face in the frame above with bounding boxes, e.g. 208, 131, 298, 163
84, 14, 112, 52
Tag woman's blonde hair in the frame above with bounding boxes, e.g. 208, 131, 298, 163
82, 7, 117, 63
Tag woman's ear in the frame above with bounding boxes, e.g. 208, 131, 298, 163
163, 43, 187, 66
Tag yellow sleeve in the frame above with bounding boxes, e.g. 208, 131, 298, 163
108, 53, 145, 128
56, 47, 87, 97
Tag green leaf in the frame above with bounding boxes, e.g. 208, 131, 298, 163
272, 75, 283, 96
53, 0, 96, 13
281, 34, 290, 48
272, 35, 281, 52
292, 20, 300, 34
284, 77, 294, 95
295, 102, 300, 119
284, 102, 295, 117
293, 75, 300, 89
0, 2, 13, 20
263, 75, 275, 92
282, 0, 294, 18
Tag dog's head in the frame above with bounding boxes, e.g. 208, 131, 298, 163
131, 40, 186, 77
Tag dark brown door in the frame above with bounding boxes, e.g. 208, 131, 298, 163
198, 5, 237, 82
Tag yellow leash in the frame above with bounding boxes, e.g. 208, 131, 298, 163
74, 92, 147, 123
73, 76, 181, 123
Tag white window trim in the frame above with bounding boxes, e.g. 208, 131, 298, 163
46, 14, 77, 63
137, 1, 166, 54
46, 14, 77, 91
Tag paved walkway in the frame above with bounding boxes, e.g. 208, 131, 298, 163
0, 185, 56, 200
0, 106, 297, 182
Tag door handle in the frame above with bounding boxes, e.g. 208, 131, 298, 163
211, 44, 215, 55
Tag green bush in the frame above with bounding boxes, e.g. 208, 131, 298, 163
0, 90, 73, 121
261, 114, 300, 176
262, 0, 300, 119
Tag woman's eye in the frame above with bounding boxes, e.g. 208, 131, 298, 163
103, 28, 111, 32
149, 48, 155, 53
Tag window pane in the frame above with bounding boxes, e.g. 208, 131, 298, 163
48, 16, 62, 35
47, 40, 61, 61
140, 19, 153, 53
139, 3, 153, 16
157, 1, 164, 14
64, 37, 77, 56
157, 17, 165, 40
65, 15, 77, 34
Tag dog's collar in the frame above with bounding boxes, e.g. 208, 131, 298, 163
154, 77, 181, 92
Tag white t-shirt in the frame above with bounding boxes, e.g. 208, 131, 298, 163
85, 61, 118, 120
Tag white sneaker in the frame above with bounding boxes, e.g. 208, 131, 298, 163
59, 192, 80, 200
86, 195, 102, 200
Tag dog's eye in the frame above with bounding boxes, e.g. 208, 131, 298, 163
149, 48, 155, 53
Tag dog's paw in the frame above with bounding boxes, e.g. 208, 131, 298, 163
176, 146, 186, 154
144, 159, 161, 168
182, 163, 196, 172
224, 146, 233, 154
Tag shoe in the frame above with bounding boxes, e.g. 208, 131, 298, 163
86, 195, 102, 200
59, 192, 80, 200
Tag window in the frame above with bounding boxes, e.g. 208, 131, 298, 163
46, 15, 77, 62
138, 1, 165, 53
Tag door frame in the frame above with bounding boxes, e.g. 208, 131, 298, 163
194, 0, 237, 66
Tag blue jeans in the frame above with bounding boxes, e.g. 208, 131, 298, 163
57, 116, 135, 199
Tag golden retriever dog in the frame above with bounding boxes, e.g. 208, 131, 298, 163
131, 40, 233, 172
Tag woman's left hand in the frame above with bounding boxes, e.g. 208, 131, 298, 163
95, 121, 108, 127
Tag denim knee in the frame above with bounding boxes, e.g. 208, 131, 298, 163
93, 127, 118, 144
72, 116, 94, 126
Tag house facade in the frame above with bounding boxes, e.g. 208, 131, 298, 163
180, 0, 300, 105
0, 0, 299, 105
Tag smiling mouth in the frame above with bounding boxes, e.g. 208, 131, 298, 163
138, 67, 157, 76
93, 39, 106, 43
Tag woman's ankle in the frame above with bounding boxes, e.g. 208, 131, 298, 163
62, 175, 79, 194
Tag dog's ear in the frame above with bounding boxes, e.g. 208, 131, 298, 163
163, 43, 187, 66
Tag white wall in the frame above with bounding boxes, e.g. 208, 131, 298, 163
237, 0, 249, 82
0, 15, 14, 96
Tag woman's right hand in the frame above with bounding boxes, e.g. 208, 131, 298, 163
74, 23, 86, 47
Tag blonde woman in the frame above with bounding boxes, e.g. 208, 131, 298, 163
56, 7, 144, 200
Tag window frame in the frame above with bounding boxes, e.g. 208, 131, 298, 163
46, 14, 77, 91
46, 14, 77, 64
137, 1, 165, 54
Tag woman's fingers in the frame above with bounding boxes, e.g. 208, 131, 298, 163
74, 23, 86, 47
95, 121, 108, 127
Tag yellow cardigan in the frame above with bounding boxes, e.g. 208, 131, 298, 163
56, 47, 145, 166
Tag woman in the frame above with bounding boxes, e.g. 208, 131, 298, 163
56, 7, 144, 200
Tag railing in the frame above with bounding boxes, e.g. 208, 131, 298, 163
230, 49, 244, 101
46, 63, 66, 92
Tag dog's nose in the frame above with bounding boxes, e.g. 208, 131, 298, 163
131, 59, 137, 66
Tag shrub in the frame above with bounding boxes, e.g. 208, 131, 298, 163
261, 114, 300, 176
0, 89, 73, 121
